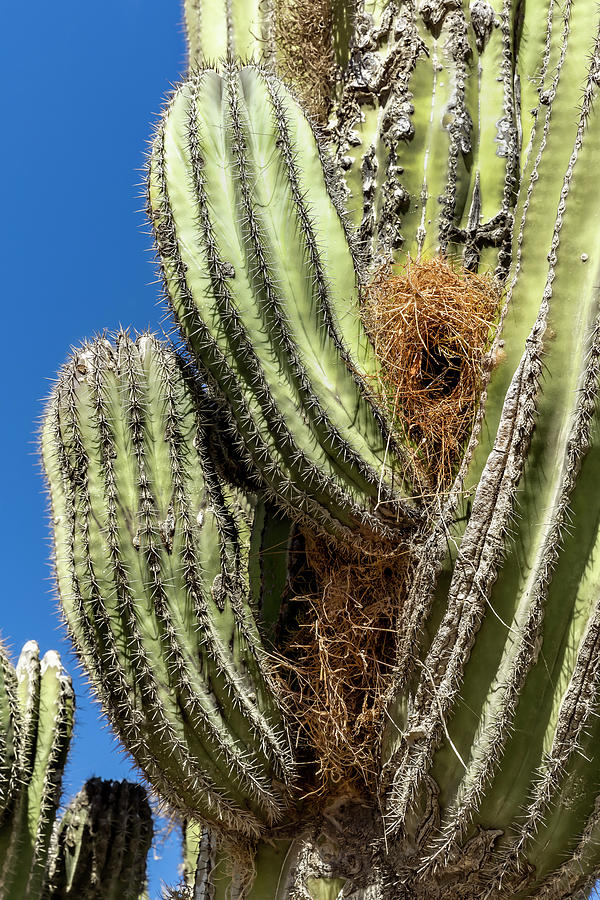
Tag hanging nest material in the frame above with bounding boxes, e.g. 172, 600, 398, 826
270, 257, 499, 796
363, 256, 501, 493
271, 532, 410, 794
275, 0, 340, 123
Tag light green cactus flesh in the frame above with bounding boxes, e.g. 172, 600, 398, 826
148, 62, 426, 546
45, 777, 153, 900
42, 331, 296, 837
329, 0, 516, 273
0, 642, 74, 900
183, 0, 272, 68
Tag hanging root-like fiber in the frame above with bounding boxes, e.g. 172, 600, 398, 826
363, 256, 501, 493
274, 0, 341, 124
271, 531, 410, 793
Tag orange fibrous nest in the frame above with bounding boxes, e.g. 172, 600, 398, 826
363, 256, 501, 493
272, 532, 409, 793
275, 0, 338, 123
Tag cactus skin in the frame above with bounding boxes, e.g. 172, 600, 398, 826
42, 332, 296, 838
44, 778, 152, 900
327, 0, 517, 272
148, 62, 425, 547
183, 0, 272, 69
0, 642, 20, 835
0, 642, 74, 900
376, 3, 600, 896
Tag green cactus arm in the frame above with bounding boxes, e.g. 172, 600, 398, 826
148, 62, 424, 546
378, 5, 600, 892
183, 0, 273, 69
0, 643, 74, 900
44, 778, 153, 900
42, 332, 296, 838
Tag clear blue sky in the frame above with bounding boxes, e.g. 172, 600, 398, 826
1, 1, 187, 893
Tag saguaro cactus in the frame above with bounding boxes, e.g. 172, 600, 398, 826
0, 642, 153, 899
0, 641, 74, 900
31, 0, 600, 896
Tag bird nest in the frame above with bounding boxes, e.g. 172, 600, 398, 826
363, 256, 501, 494
271, 531, 410, 795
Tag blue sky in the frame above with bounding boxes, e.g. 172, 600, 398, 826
1, 1, 187, 893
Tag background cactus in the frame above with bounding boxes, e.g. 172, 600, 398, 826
44, 777, 153, 900
0, 641, 74, 900
2, 0, 600, 896
0, 642, 153, 899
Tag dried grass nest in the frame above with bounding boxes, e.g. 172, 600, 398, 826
272, 532, 410, 795
363, 256, 501, 493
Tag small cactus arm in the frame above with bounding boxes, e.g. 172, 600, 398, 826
0, 642, 74, 900
41, 331, 296, 838
148, 62, 425, 546
44, 777, 153, 900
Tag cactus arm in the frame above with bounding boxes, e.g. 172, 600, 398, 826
0, 644, 74, 900
380, 7, 600, 889
149, 64, 423, 544
43, 334, 296, 837
0, 644, 19, 826
45, 778, 153, 900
